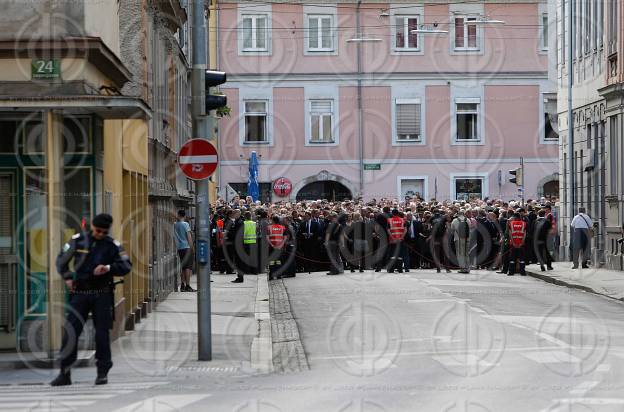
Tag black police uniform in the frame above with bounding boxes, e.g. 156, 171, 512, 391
55, 232, 132, 377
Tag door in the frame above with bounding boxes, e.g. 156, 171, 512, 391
0, 172, 17, 349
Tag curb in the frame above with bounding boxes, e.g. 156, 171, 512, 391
526, 269, 624, 303
0, 351, 95, 370
250, 273, 274, 374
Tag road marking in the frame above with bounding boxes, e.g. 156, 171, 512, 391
112, 394, 211, 412
522, 350, 582, 364
596, 363, 611, 372
556, 398, 624, 405
569, 381, 600, 396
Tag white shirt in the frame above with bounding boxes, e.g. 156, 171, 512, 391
571, 213, 593, 229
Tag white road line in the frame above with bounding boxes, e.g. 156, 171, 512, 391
569, 381, 601, 396
112, 395, 211, 412
557, 398, 624, 405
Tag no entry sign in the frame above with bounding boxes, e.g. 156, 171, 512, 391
177, 139, 218, 180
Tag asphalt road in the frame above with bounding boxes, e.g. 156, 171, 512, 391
3, 269, 624, 412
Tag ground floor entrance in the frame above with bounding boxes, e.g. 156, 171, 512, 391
295, 180, 352, 201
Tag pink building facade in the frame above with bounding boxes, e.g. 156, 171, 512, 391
216, 1, 559, 202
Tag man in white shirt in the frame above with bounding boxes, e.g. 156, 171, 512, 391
570, 207, 593, 269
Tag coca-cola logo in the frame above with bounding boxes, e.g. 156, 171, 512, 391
273, 177, 292, 197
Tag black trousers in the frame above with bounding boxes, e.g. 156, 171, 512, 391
535, 241, 553, 268
431, 239, 448, 270
60, 290, 113, 373
387, 241, 404, 272
508, 247, 526, 275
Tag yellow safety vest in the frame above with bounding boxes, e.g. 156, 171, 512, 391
243, 220, 257, 244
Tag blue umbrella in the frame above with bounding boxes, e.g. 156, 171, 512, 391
247, 151, 260, 202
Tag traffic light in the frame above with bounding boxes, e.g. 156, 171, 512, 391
509, 167, 523, 186
205, 70, 227, 111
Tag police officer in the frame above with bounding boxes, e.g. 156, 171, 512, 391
50, 214, 132, 386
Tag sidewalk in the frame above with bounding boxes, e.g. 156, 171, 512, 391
526, 262, 624, 301
0, 273, 268, 385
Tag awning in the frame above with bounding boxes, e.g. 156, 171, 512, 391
0, 95, 151, 119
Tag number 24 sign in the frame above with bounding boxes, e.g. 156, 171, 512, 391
32, 59, 61, 80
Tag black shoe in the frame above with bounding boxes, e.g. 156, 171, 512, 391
50, 371, 72, 386
231, 278, 244, 283
359, 269, 364, 273
180, 284, 187, 292
547, 266, 554, 271
397, 270, 403, 273
572, 265, 579, 269
350, 269, 355, 273
186, 285, 196, 292
507, 273, 514, 276
404, 269, 410, 273
582, 265, 589, 269
520, 272, 527, 276
446, 269, 452, 273
436, 268, 441, 273
374, 268, 381, 272
541, 266, 546, 272
95, 372, 108, 385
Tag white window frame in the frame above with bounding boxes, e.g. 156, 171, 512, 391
308, 99, 335, 144
306, 14, 335, 52
303, 5, 338, 55
242, 99, 270, 145
396, 176, 429, 201
241, 15, 269, 52
540, 12, 549, 51
450, 173, 489, 201
453, 98, 482, 144
393, 15, 421, 51
393, 98, 423, 144
237, 5, 272, 56
452, 15, 480, 51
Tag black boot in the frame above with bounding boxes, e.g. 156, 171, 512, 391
50, 370, 72, 386
95, 370, 108, 385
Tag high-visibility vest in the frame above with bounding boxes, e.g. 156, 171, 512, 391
267, 224, 286, 249
216, 219, 224, 246
243, 220, 257, 244
388, 216, 405, 242
509, 219, 527, 248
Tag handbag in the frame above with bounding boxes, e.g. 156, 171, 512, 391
581, 215, 594, 237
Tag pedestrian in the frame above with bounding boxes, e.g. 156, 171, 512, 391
325, 213, 343, 275
225, 209, 244, 283
242, 211, 259, 275
571, 207, 593, 269
174, 210, 195, 292
267, 215, 286, 279
387, 209, 406, 273
534, 209, 554, 271
451, 210, 471, 273
50, 213, 132, 386
507, 210, 528, 276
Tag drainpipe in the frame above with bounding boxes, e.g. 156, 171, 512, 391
356, 0, 364, 199
567, 0, 575, 253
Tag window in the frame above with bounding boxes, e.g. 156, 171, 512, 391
244, 101, 268, 143
307, 15, 333, 51
242, 15, 268, 51
541, 13, 549, 50
610, 117, 618, 194
456, 102, 479, 141
309, 100, 334, 143
395, 16, 419, 50
454, 16, 478, 50
454, 177, 484, 200
396, 100, 421, 142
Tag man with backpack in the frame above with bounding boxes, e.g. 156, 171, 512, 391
451, 210, 471, 274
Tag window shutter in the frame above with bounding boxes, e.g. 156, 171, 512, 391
396, 104, 420, 139
311, 100, 332, 113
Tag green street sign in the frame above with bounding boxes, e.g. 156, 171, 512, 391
32, 58, 61, 79
364, 163, 381, 171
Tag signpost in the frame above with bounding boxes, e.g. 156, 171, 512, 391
364, 163, 381, 171
273, 177, 292, 197
177, 139, 218, 180
32, 58, 60, 79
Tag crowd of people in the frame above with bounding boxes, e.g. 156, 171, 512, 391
195, 195, 561, 284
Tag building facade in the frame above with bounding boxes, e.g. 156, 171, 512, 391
557, 0, 622, 268
216, 1, 559, 203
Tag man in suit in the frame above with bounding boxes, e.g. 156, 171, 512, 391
403, 212, 419, 271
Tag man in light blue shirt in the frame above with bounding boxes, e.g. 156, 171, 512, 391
174, 210, 194, 292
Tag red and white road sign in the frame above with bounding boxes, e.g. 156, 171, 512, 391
177, 139, 218, 180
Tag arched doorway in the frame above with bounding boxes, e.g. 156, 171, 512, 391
542, 180, 559, 198
296, 180, 352, 201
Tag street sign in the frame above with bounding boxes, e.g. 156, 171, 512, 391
364, 163, 381, 171
32, 58, 60, 79
273, 177, 292, 197
177, 139, 218, 180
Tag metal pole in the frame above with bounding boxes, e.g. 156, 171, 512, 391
567, 0, 576, 234
521, 157, 525, 206
356, 0, 364, 199
192, 0, 212, 361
